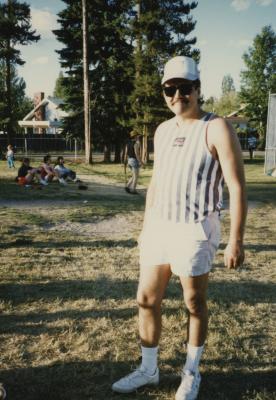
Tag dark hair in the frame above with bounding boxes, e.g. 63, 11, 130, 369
193, 79, 201, 89
56, 156, 64, 165
22, 158, 30, 163
43, 154, 51, 163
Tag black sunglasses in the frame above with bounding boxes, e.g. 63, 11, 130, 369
162, 83, 194, 97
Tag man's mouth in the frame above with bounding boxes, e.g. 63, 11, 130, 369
172, 98, 189, 105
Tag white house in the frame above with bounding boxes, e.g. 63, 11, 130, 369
18, 92, 69, 134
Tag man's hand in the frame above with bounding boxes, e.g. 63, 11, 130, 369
224, 241, 245, 269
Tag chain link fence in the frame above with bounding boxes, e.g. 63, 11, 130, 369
0, 136, 84, 160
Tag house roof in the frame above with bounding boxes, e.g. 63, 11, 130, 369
18, 120, 62, 128
226, 104, 247, 118
23, 96, 66, 121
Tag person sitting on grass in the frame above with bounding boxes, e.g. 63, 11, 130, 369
54, 156, 79, 184
40, 154, 61, 185
16, 158, 40, 187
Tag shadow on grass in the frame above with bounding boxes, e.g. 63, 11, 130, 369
1, 360, 275, 400
0, 238, 138, 249
219, 242, 276, 252
244, 158, 264, 165
246, 181, 275, 204
208, 280, 275, 305
0, 306, 138, 336
0, 276, 274, 308
0, 277, 138, 305
0, 276, 273, 339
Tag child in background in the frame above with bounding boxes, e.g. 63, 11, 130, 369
54, 156, 78, 184
6, 144, 15, 168
17, 158, 40, 186
40, 154, 59, 185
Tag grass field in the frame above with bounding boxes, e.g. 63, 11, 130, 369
0, 157, 275, 400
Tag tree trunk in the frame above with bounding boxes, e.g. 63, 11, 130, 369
103, 144, 111, 163
114, 139, 122, 163
82, 0, 92, 164
135, 0, 141, 124
5, 44, 12, 144
142, 125, 148, 164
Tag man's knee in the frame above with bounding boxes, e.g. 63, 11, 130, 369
136, 289, 162, 310
184, 292, 207, 315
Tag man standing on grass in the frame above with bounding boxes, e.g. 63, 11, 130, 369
124, 131, 143, 194
112, 56, 247, 399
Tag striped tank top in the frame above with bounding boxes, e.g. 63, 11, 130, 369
152, 113, 224, 223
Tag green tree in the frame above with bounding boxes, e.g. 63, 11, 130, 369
53, 71, 67, 100
0, 60, 32, 134
217, 91, 241, 117
54, 1, 199, 163
203, 96, 216, 113
240, 25, 276, 145
54, 0, 133, 162
203, 74, 240, 117
203, 92, 241, 117
221, 74, 235, 95
0, 0, 40, 142
131, 0, 199, 162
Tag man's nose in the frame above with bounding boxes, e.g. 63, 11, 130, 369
174, 88, 183, 98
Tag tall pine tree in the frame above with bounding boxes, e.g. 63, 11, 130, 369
54, 1, 199, 162
53, 71, 67, 100
130, 1, 199, 162
222, 74, 235, 95
54, 0, 133, 162
0, 60, 32, 134
0, 0, 40, 142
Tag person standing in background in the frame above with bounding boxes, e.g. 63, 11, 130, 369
247, 133, 257, 160
124, 131, 143, 194
6, 144, 15, 168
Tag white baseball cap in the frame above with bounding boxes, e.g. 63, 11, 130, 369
162, 56, 200, 84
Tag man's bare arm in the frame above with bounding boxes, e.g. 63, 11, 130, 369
209, 118, 247, 269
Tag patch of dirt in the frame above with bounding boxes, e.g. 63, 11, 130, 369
43, 211, 143, 238
0, 173, 146, 209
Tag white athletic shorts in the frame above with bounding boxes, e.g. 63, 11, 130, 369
138, 211, 221, 277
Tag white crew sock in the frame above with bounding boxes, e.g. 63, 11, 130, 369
184, 343, 204, 373
141, 346, 158, 375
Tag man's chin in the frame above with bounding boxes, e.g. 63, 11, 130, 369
171, 103, 189, 116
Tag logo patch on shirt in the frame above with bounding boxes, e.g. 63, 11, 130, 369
173, 137, 186, 147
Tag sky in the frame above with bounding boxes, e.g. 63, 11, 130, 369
16, 0, 276, 101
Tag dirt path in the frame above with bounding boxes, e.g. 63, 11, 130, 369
43, 212, 143, 238
0, 173, 145, 238
0, 173, 146, 208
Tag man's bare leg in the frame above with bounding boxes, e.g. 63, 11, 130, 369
177, 271, 209, 382
112, 264, 171, 393
137, 264, 172, 347
180, 272, 209, 346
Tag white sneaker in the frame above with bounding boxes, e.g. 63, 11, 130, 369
112, 366, 159, 393
40, 179, 48, 186
59, 178, 67, 185
175, 370, 201, 400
